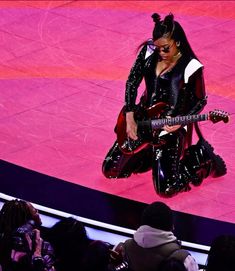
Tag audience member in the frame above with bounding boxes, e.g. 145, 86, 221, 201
81, 240, 112, 271
48, 217, 91, 271
112, 201, 198, 271
203, 234, 235, 271
0, 199, 55, 271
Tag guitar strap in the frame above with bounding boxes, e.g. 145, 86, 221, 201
194, 121, 204, 140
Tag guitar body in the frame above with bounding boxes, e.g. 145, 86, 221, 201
116, 102, 229, 155
116, 102, 168, 155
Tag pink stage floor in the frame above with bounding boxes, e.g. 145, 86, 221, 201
0, 1, 235, 223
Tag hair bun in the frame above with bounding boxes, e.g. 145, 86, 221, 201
151, 13, 161, 24
164, 13, 174, 24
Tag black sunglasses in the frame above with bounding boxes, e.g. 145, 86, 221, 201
155, 41, 175, 53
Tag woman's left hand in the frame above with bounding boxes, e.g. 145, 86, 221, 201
163, 124, 181, 133
32, 229, 43, 257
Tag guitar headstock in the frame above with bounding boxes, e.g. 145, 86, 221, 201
209, 109, 229, 124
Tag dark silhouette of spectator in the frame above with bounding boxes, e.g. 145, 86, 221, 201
203, 234, 235, 271
48, 216, 92, 271
0, 199, 55, 271
0, 199, 41, 270
159, 258, 187, 271
112, 201, 198, 271
81, 240, 112, 271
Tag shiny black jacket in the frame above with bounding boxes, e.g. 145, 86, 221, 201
125, 44, 207, 117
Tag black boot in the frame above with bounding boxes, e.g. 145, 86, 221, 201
152, 131, 191, 197
180, 138, 227, 186
197, 138, 227, 178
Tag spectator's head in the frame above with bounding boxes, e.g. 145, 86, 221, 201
48, 217, 91, 270
141, 201, 173, 231
158, 258, 186, 271
205, 234, 235, 271
49, 217, 89, 250
0, 199, 41, 237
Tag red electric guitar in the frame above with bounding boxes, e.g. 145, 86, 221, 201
116, 102, 229, 155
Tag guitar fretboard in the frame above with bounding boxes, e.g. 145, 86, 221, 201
149, 114, 209, 130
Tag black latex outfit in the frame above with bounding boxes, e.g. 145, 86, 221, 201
102, 44, 226, 197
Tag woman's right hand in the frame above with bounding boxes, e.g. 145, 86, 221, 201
126, 112, 138, 140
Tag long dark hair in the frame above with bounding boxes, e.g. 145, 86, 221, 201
0, 200, 34, 236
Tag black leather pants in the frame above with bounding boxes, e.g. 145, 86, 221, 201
102, 129, 189, 196
102, 135, 226, 197
152, 129, 191, 197
102, 141, 152, 179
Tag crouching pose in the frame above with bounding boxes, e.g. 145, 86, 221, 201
102, 13, 227, 197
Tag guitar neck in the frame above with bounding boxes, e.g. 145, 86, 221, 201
150, 113, 209, 130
